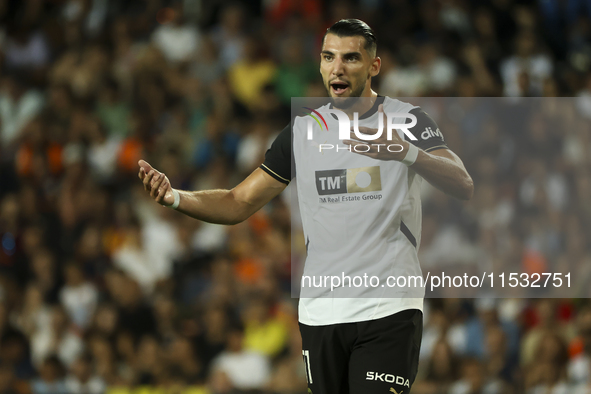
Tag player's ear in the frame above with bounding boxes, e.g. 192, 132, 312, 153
369, 56, 381, 78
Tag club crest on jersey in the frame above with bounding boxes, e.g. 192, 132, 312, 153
315, 166, 381, 195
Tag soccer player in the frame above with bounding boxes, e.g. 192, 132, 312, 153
139, 19, 473, 394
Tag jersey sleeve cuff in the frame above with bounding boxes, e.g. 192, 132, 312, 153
424, 145, 448, 153
260, 164, 290, 185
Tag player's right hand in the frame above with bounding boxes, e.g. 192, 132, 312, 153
138, 160, 174, 206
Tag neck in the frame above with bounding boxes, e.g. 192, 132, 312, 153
333, 88, 378, 118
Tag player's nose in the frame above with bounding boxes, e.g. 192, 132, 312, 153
331, 57, 346, 76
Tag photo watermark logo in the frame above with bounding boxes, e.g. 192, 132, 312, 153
304, 107, 418, 153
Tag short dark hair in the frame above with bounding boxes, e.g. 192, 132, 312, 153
324, 19, 377, 58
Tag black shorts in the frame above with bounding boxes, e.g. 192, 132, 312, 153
299, 309, 423, 394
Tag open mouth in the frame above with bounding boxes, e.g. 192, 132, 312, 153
330, 81, 349, 95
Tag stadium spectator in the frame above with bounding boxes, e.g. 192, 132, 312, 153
64, 353, 106, 394
211, 325, 271, 391
31, 356, 66, 394
151, 3, 202, 65
0, 74, 44, 149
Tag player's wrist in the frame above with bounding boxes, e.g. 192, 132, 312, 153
400, 142, 419, 166
167, 189, 180, 209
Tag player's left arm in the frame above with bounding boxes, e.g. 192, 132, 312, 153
399, 107, 473, 200
346, 104, 473, 200
408, 146, 473, 201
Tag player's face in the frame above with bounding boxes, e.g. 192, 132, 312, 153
320, 33, 380, 105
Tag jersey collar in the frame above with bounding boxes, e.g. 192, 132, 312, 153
327, 95, 385, 120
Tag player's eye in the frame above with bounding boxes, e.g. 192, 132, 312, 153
323, 55, 333, 61
345, 55, 359, 62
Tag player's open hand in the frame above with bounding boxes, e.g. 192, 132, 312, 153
138, 160, 174, 206
343, 104, 410, 161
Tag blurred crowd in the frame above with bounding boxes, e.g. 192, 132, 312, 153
0, 0, 591, 393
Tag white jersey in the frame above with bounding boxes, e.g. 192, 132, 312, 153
261, 96, 447, 326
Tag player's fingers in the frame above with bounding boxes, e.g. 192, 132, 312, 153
160, 181, 171, 204
149, 174, 158, 197
156, 180, 170, 203
343, 140, 372, 156
143, 170, 155, 191
138, 159, 154, 172
355, 126, 377, 134
150, 172, 161, 188
155, 175, 168, 199
346, 134, 367, 143
138, 167, 145, 180
155, 185, 164, 203
150, 173, 165, 198
350, 126, 377, 135
344, 138, 371, 147
344, 140, 388, 159
351, 128, 385, 142
350, 129, 388, 145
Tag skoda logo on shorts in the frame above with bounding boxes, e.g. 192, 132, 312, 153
315, 166, 382, 195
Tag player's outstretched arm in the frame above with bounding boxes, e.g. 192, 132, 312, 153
138, 160, 287, 225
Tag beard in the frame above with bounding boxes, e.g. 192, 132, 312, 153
326, 79, 367, 109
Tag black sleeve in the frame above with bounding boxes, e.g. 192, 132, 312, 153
404, 107, 448, 153
259, 123, 294, 184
